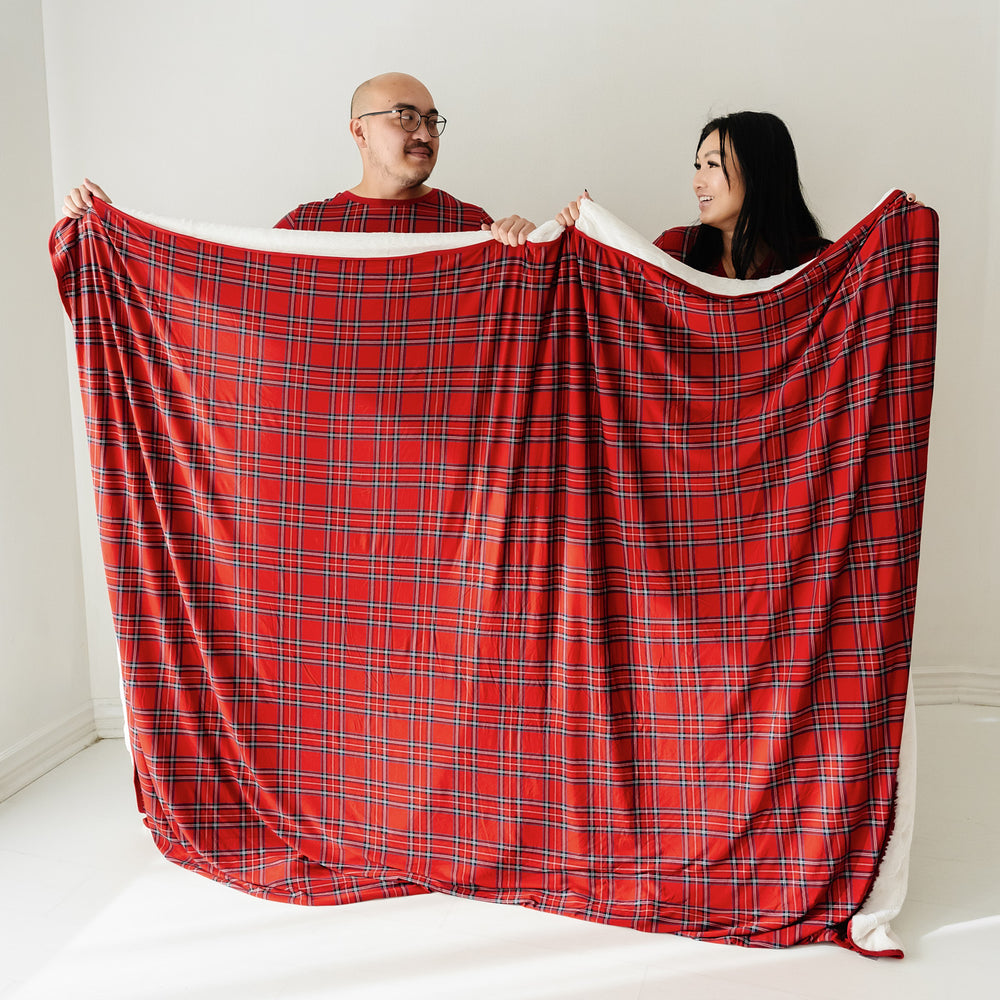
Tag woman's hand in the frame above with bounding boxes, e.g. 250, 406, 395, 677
555, 190, 591, 228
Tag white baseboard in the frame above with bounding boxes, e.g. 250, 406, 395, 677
912, 668, 1000, 707
0, 704, 98, 803
93, 696, 126, 739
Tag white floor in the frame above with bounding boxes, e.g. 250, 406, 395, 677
0, 705, 997, 1000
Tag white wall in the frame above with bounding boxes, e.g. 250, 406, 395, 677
979, 8, 1000, 700
0, 0, 92, 795
36, 0, 1000, 706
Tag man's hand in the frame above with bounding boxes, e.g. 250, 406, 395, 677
63, 179, 111, 219
483, 215, 536, 247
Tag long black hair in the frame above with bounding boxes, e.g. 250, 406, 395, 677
689, 111, 825, 279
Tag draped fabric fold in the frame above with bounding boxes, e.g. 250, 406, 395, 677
50, 192, 938, 954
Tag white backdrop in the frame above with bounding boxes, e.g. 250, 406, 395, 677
39, 0, 1000, 708
0, 0, 90, 774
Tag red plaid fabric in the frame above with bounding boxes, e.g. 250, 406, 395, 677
274, 188, 493, 232
50, 193, 937, 953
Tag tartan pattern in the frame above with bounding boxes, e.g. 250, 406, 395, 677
50, 193, 937, 952
274, 188, 493, 232
653, 222, 700, 258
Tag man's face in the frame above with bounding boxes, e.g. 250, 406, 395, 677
353, 77, 440, 192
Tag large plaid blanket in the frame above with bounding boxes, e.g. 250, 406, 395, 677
50, 192, 937, 955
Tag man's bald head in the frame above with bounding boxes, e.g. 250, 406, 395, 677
346, 72, 441, 200
350, 72, 435, 118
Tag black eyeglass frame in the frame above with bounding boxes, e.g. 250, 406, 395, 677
355, 108, 447, 137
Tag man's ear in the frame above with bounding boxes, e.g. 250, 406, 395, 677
349, 118, 367, 150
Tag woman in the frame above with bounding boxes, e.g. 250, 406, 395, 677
558, 111, 832, 279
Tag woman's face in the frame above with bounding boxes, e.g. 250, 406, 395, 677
693, 130, 746, 235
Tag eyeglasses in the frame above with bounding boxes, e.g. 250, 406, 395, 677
355, 108, 447, 138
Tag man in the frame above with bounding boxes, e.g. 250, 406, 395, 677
63, 72, 535, 246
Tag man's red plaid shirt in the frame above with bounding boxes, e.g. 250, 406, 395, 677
274, 188, 493, 232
